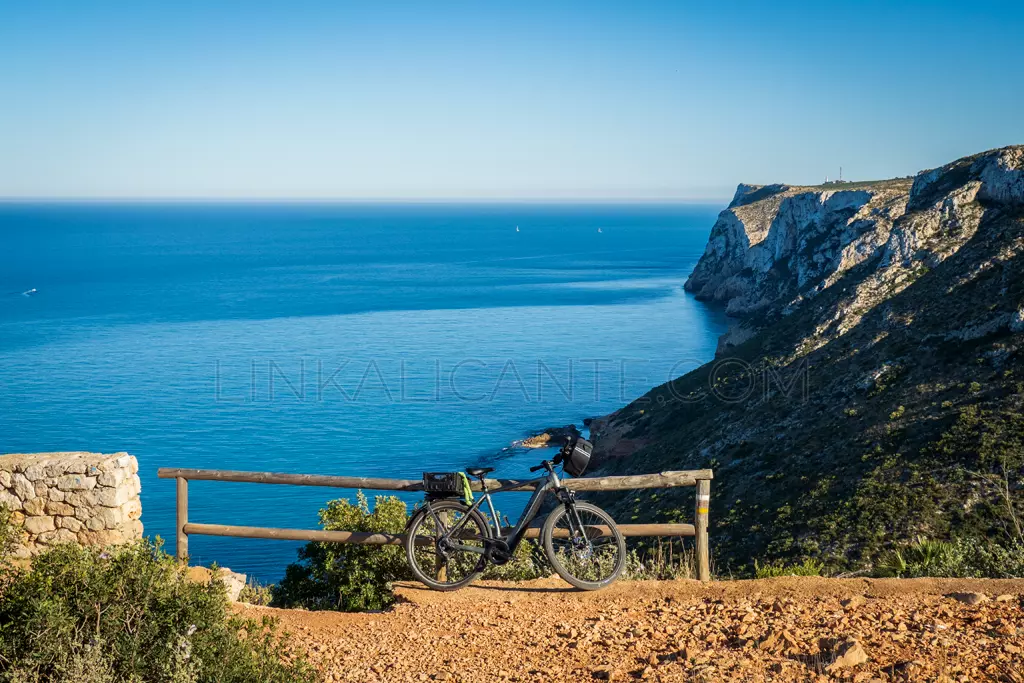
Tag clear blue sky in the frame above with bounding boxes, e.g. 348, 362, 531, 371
1, 1, 1021, 200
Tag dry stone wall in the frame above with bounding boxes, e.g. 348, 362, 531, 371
0, 451, 142, 558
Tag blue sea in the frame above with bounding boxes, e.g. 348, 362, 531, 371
0, 202, 728, 581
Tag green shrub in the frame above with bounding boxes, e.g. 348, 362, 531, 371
876, 536, 1024, 578
0, 539, 317, 683
623, 539, 697, 580
0, 505, 19, 561
273, 492, 410, 612
753, 558, 825, 578
238, 578, 275, 607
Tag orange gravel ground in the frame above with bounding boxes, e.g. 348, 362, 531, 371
244, 577, 1024, 682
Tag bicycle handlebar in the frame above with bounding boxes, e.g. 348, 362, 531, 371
530, 451, 566, 473
529, 438, 573, 473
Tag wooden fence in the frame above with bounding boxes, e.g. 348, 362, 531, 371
156, 467, 714, 581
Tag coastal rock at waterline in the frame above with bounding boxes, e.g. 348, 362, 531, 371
518, 424, 581, 448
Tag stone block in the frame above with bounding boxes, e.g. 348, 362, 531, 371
0, 490, 22, 511
97, 469, 128, 488
96, 506, 123, 529
23, 498, 47, 516
23, 515, 56, 535
68, 490, 99, 509
78, 529, 126, 546
23, 464, 47, 481
0, 470, 11, 488
56, 474, 98, 491
46, 501, 75, 516
48, 488, 65, 502
96, 485, 134, 508
57, 516, 83, 532
45, 462, 70, 478
121, 498, 142, 521
12, 473, 35, 500
38, 528, 78, 545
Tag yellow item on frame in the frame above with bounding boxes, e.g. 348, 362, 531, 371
456, 472, 474, 506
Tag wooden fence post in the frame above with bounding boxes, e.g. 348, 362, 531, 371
435, 510, 448, 583
695, 478, 710, 581
176, 477, 188, 562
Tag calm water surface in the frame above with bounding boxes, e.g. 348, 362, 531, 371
0, 203, 727, 580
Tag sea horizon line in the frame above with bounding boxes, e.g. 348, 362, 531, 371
0, 196, 732, 206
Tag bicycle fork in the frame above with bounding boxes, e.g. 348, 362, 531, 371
557, 489, 593, 552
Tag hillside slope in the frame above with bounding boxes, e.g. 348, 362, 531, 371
590, 146, 1024, 571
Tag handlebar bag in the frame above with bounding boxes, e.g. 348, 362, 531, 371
564, 437, 593, 477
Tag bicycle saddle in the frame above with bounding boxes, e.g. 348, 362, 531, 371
465, 467, 494, 477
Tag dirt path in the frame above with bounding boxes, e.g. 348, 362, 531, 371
245, 577, 1024, 682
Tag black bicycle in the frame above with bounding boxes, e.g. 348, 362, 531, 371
405, 437, 626, 591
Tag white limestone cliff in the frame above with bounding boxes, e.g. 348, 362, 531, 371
685, 145, 1024, 354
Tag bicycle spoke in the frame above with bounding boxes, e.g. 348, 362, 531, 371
548, 507, 622, 585
410, 504, 487, 588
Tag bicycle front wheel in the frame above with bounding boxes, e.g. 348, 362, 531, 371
542, 501, 626, 590
406, 499, 490, 591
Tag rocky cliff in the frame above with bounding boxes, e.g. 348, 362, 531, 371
592, 146, 1024, 571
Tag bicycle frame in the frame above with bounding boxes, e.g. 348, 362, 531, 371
427, 467, 566, 556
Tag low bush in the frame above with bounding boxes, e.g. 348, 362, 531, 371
0, 506, 18, 560
624, 539, 697, 580
753, 558, 825, 578
273, 492, 409, 612
238, 578, 275, 606
876, 536, 1024, 578
0, 537, 317, 683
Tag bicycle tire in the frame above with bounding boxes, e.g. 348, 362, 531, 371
542, 501, 626, 590
405, 499, 491, 591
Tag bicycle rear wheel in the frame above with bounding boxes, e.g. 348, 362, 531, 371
542, 501, 625, 590
405, 499, 490, 591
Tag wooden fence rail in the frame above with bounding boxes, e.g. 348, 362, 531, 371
157, 467, 714, 581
